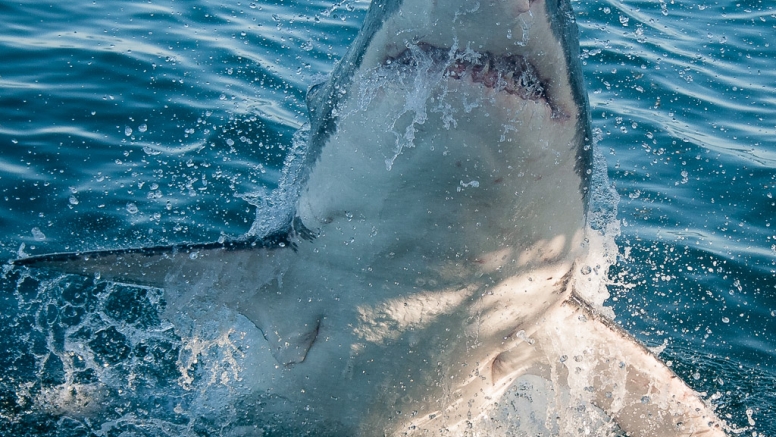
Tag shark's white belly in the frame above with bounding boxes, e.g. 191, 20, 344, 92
212, 63, 590, 433
298, 68, 586, 287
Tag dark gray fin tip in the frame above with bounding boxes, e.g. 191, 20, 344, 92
11, 230, 294, 268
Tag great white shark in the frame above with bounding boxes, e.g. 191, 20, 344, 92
13, 0, 726, 435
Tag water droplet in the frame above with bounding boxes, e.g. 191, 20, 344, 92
721, 317, 729, 323
580, 265, 592, 275
138, 124, 147, 133
126, 203, 139, 214
124, 126, 133, 136
143, 146, 161, 156
69, 196, 79, 205
31, 227, 46, 241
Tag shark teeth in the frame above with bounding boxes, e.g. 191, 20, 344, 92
386, 43, 547, 104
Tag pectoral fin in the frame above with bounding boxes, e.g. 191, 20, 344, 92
14, 237, 325, 369
535, 294, 727, 437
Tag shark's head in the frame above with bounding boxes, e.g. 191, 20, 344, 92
298, 0, 593, 291
306, 0, 593, 206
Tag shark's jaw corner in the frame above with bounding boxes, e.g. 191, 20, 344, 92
12, 0, 728, 435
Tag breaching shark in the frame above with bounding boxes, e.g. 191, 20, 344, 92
13, 0, 726, 435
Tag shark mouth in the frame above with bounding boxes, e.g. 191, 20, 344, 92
386, 43, 548, 106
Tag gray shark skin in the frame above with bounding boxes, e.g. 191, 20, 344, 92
13, 0, 726, 435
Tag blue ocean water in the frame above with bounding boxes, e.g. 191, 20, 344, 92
0, 0, 773, 435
